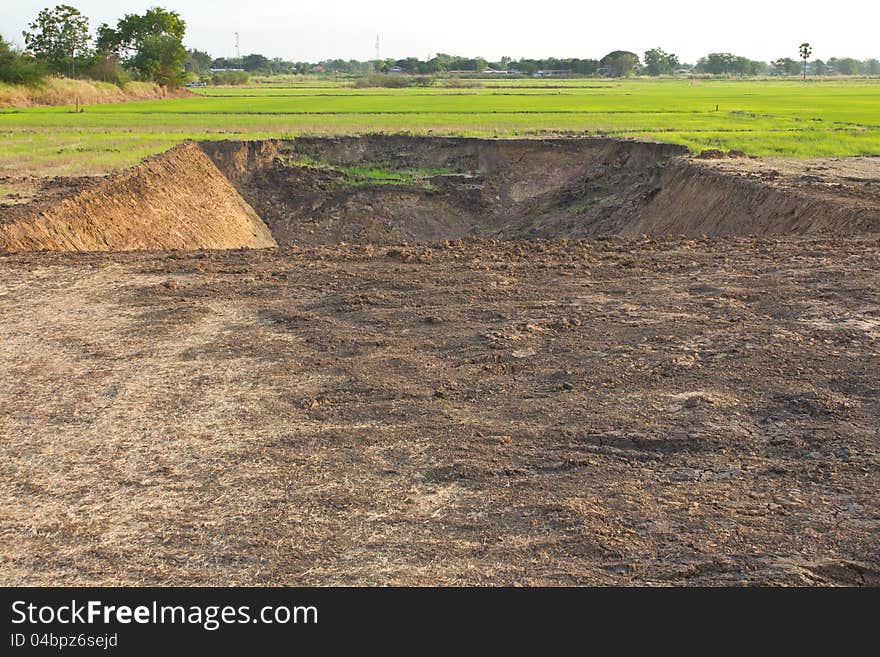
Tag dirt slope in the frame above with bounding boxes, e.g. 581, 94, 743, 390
200, 137, 689, 245
624, 158, 880, 237
0, 142, 276, 253
201, 137, 880, 244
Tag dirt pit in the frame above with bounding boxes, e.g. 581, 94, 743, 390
201, 136, 880, 244
0, 136, 878, 586
2, 136, 879, 253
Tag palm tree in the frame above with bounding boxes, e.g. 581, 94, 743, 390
799, 43, 812, 80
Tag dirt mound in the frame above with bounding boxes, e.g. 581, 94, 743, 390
0, 142, 276, 253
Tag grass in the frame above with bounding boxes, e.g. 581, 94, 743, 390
2, 78, 879, 176
288, 155, 459, 188
337, 164, 458, 188
0, 78, 172, 109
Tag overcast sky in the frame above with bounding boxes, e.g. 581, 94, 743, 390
2, 0, 878, 64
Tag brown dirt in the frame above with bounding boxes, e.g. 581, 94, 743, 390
201, 137, 688, 244
1, 136, 879, 586
626, 156, 880, 237
3, 137, 878, 254
0, 174, 103, 218
0, 143, 275, 252
201, 137, 880, 244
0, 237, 878, 586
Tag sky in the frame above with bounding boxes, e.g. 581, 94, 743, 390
2, 0, 878, 64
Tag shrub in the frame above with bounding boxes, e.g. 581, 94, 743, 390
352, 74, 435, 88
0, 36, 46, 86
211, 70, 249, 85
84, 52, 131, 85
441, 77, 483, 88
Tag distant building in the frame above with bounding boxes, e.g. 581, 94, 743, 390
534, 69, 572, 77
387, 66, 406, 74
596, 66, 613, 77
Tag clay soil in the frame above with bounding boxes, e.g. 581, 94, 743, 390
1, 237, 878, 586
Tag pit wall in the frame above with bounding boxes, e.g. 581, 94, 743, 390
200, 137, 691, 244
202, 136, 879, 241
624, 160, 880, 237
0, 143, 276, 253
2, 137, 877, 254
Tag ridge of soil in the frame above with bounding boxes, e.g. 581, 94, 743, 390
0, 143, 276, 253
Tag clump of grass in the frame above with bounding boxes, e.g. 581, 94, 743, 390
285, 155, 459, 189
565, 198, 598, 214
286, 154, 323, 168
337, 164, 458, 188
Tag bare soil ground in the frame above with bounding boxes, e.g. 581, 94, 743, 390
1, 237, 878, 586
0, 174, 101, 224
699, 156, 880, 209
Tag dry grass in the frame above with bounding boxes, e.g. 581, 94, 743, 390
0, 78, 184, 108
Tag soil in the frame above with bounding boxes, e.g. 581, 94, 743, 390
200, 137, 690, 245
200, 137, 880, 243
4, 136, 877, 254
0, 143, 275, 252
1, 136, 878, 586
0, 174, 102, 223
0, 237, 878, 586
628, 156, 880, 237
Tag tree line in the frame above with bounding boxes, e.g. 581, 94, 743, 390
2, 4, 879, 87
1, 4, 188, 86
199, 49, 880, 79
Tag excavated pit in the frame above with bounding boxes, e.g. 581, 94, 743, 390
2, 136, 879, 253
2, 138, 880, 586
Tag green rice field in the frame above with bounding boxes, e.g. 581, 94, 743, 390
2, 78, 879, 176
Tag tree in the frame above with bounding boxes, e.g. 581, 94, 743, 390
185, 48, 212, 74
827, 57, 862, 75
771, 57, 801, 76
799, 42, 812, 80
96, 7, 187, 86
23, 5, 90, 77
696, 53, 767, 76
0, 35, 47, 84
86, 51, 128, 83
643, 47, 679, 76
241, 53, 270, 72
600, 51, 640, 77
